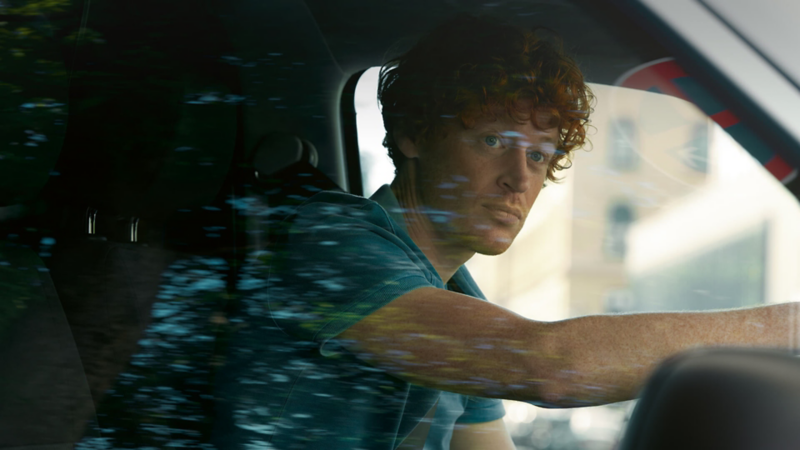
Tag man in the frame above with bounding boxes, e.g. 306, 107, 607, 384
218, 14, 800, 449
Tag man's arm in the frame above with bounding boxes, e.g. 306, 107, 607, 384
339, 287, 799, 407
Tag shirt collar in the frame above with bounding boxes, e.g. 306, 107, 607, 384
369, 184, 409, 234
368, 184, 479, 293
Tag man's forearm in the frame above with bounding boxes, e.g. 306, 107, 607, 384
533, 302, 800, 407
342, 287, 800, 407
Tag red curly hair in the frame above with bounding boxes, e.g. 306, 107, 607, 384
378, 14, 593, 182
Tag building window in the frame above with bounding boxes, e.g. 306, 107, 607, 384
608, 118, 639, 171
605, 203, 634, 259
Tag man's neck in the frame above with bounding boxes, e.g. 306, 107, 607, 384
390, 162, 474, 283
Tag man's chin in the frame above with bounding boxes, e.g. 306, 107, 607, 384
471, 235, 515, 256
441, 225, 518, 256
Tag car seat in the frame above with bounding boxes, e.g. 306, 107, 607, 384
619, 348, 800, 450
0, 1, 241, 446
0, 7, 95, 449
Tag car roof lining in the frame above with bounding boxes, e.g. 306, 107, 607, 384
303, 0, 669, 84
218, 0, 670, 191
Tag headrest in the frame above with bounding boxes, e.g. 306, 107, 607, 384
252, 133, 319, 178
620, 348, 800, 450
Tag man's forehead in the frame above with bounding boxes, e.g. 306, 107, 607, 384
531, 108, 557, 128
469, 106, 557, 129
473, 112, 558, 137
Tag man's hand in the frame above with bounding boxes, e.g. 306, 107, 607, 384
449, 419, 515, 450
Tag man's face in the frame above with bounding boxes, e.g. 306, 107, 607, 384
407, 112, 559, 255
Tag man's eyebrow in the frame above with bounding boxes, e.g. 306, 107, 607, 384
535, 135, 564, 159
534, 133, 559, 147
540, 135, 558, 144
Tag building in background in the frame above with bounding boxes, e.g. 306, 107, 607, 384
627, 126, 800, 311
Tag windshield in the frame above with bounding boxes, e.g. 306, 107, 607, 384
356, 69, 800, 447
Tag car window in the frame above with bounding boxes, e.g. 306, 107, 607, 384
355, 68, 800, 448
4, 0, 800, 448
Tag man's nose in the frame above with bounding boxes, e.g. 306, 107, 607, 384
498, 148, 531, 193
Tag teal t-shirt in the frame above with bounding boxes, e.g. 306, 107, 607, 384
214, 185, 504, 449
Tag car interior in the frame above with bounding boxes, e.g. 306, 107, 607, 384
2, 0, 800, 448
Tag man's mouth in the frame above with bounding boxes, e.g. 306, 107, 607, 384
483, 204, 522, 225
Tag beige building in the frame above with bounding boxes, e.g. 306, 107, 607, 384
627, 126, 800, 309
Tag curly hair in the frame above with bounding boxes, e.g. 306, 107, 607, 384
378, 14, 593, 182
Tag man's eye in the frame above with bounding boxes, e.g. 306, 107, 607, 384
528, 151, 545, 163
484, 135, 500, 147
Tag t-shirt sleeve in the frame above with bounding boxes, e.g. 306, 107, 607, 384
266, 195, 436, 350
456, 396, 506, 424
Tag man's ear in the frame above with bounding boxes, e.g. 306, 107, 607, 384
395, 132, 421, 159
